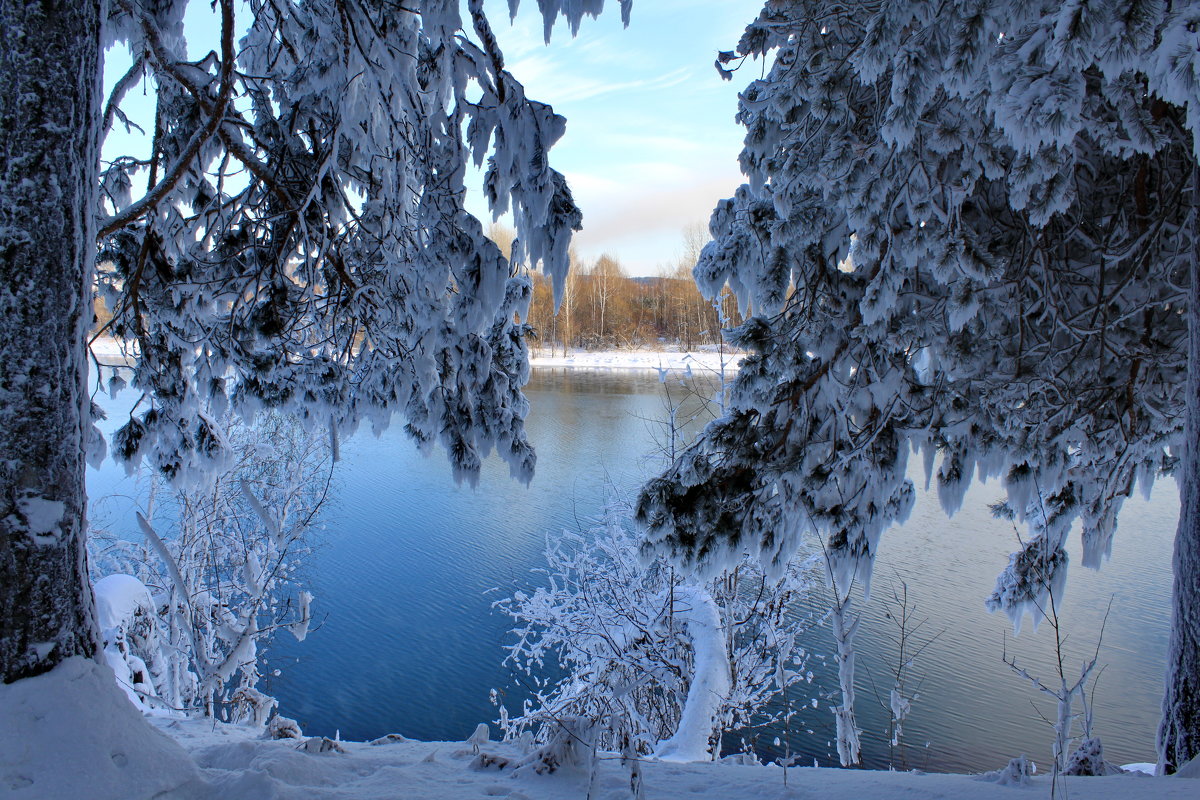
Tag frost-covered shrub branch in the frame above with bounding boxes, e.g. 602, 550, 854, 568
871, 579, 941, 771
90, 412, 328, 723
495, 502, 816, 762
993, 505, 1120, 781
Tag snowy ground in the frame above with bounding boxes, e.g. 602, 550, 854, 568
3, 659, 1197, 800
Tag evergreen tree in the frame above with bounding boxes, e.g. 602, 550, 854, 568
637, 0, 1200, 773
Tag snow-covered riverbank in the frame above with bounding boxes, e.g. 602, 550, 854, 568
3, 658, 1195, 800
89, 337, 742, 375
90, 336, 137, 365
529, 347, 741, 374
136, 727, 1200, 800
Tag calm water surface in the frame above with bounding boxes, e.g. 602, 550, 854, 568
88, 369, 1176, 772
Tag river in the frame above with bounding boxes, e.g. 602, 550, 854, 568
87, 367, 1176, 773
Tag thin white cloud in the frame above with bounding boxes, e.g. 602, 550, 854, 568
507, 55, 693, 102
470, 0, 760, 274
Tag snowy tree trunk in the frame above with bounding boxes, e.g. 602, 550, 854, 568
653, 584, 731, 762
831, 594, 861, 767
1054, 684, 1073, 775
1159, 165, 1200, 774
0, 0, 103, 682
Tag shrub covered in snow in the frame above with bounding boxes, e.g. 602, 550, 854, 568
495, 501, 817, 762
89, 412, 327, 722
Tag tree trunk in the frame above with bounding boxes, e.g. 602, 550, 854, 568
0, 0, 103, 683
831, 592, 862, 767
1159, 164, 1200, 773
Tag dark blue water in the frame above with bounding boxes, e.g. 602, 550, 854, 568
87, 368, 1176, 773
257, 370, 693, 746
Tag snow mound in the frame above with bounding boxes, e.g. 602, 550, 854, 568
1176, 754, 1200, 779
0, 657, 206, 800
1123, 762, 1157, 775
94, 573, 154, 632
976, 755, 1036, 786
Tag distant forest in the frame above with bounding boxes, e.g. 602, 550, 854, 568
494, 226, 742, 353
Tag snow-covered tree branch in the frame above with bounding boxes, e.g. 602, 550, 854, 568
0, 0, 621, 691
635, 0, 1200, 774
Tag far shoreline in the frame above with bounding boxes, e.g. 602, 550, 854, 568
528, 346, 742, 374
90, 337, 743, 374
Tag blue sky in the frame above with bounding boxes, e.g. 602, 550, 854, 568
475, 0, 762, 275
102, 1, 762, 276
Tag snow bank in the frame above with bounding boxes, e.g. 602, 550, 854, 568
89, 336, 137, 365
0, 657, 204, 800
4, 660, 1197, 800
90, 337, 740, 376
1177, 754, 1200, 778
141, 717, 1200, 799
529, 348, 741, 374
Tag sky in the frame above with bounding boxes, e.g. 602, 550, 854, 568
473, 0, 762, 275
102, 0, 763, 276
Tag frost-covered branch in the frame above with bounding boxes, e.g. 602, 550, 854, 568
90, 412, 329, 722
495, 501, 815, 762
98, 0, 236, 238
94, 0, 631, 494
